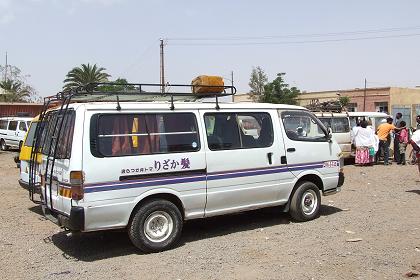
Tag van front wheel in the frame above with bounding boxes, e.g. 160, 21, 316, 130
289, 181, 321, 222
128, 199, 183, 253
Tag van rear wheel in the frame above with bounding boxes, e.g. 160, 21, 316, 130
128, 199, 183, 253
0, 139, 8, 151
289, 181, 321, 222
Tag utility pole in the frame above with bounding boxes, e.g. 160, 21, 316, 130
230, 71, 234, 102
4, 52, 8, 81
160, 39, 165, 93
363, 78, 367, 111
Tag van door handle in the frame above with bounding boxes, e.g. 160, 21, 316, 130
267, 152, 273, 164
287, 148, 296, 152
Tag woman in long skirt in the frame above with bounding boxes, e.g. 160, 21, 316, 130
354, 120, 376, 166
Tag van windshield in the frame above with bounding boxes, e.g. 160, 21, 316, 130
24, 122, 38, 147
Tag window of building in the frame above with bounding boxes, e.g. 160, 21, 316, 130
281, 111, 328, 142
347, 103, 357, 112
375, 102, 388, 113
94, 113, 200, 157
204, 112, 273, 150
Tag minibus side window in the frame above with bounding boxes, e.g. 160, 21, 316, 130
8, 121, 17, 131
93, 113, 200, 157
0, 120, 8, 129
19, 121, 27, 132
331, 118, 350, 133
281, 111, 327, 142
204, 112, 273, 150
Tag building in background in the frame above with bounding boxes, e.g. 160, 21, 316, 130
297, 87, 420, 127
233, 93, 253, 103
0, 102, 43, 117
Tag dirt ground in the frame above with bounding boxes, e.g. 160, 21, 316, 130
0, 150, 419, 280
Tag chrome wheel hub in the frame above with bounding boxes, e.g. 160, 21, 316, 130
301, 190, 317, 215
144, 211, 173, 243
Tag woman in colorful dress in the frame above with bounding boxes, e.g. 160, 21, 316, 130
354, 120, 376, 166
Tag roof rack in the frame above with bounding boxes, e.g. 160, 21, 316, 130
45, 82, 237, 111
305, 99, 343, 113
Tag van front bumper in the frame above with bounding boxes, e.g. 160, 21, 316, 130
42, 205, 85, 231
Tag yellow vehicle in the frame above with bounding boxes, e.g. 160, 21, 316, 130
18, 115, 41, 190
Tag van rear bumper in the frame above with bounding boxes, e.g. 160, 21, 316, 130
42, 205, 85, 231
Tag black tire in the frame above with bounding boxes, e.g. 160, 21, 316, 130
0, 139, 8, 151
128, 199, 183, 253
289, 181, 321, 222
18, 141, 23, 151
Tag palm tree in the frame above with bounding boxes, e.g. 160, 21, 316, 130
0, 79, 31, 102
63, 63, 110, 91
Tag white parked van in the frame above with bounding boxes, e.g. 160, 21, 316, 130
29, 83, 344, 252
0, 116, 32, 150
347, 112, 390, 131
315, 112, 351, 158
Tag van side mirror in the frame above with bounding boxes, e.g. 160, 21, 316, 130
327, 127, 333, 142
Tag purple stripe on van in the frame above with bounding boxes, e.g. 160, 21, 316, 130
83, 161, 328, 193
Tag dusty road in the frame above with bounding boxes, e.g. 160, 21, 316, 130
0, 151, 419, 280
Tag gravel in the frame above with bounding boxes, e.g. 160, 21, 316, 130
0, 150, 419, 279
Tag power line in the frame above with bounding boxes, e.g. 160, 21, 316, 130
119, 40, 158, 78
168, 33, 420, 46
166, 25, 420, 41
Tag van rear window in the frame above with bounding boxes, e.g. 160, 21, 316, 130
92, 113, 200, 157
40, 111, 75, 159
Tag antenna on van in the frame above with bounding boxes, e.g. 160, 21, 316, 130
116, 95, 121, 111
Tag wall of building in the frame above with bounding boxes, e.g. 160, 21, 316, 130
0, 103, 43, 117
297, 87, 390, 112
389, 88, 420, 127
233, 94, 253, 102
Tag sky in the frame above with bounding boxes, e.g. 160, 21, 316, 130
1, 0, 420, 97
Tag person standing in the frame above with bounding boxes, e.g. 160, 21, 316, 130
410, 115, 420, 182
393, 113, 403, 163
376, 117, 396, 165
354, 120, 376, 166
397, 121, 408, 165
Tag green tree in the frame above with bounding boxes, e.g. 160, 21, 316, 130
0, 79, 32, 102
0, 65, 37, 102
63, 63, 110, 90
248, 66, 268, 102
261, 73, 299, 105
338, 96, 350, 107
97, 78, 135, 92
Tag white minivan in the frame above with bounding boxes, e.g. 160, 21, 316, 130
0, 117, 32, 150
29, 84, 344, 253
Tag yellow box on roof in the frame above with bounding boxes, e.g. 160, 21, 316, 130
191, 75, 224, 95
